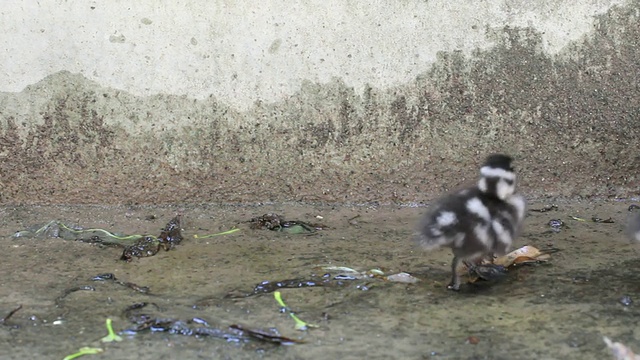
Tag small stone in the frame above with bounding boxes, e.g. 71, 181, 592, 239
548, 219, 564, 232
619, 295, 633, 306
386, 272, 420, 284
466, 336, 480, 345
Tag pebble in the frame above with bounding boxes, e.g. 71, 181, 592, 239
619, 295, 633, 306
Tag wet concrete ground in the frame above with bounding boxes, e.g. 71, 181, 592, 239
0, 200, 639, 360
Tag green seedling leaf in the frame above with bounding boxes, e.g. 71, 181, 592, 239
63, 347, 103, 360
289, 313, 311, 331
101, 318, 123, 343
274, 290, 287, 308
194, 228, 240, 239
273, 291, 318, 331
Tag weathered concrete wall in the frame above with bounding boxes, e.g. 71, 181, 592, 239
0, 0, 638, 204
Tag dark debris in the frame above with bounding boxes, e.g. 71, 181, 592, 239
121, 215, 183, 261
530, 204, 558, 213
0, 305, 22, 328
123, 302, 300, 345
249, 213, 325, 234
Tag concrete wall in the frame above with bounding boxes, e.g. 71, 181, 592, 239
0, 0, 638, 204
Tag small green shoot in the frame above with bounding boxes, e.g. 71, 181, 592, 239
274, 291, 317, 331
63, 347, 103, 360
274, 290, 287, 308
289, 313, 311, 331
194, 228, 241, 239
101, 318, 122, 343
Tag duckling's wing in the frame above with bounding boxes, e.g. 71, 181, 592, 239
414, 192, 472, 250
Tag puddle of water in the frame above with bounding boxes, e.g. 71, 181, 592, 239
0, 201, 639, 360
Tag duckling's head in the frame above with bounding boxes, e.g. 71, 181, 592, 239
477, 154, 517, 200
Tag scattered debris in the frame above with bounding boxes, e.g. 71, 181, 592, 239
0, 305, 22, 327
457, 245, 559, 284
121, 215, 183, 261
570, 216, 615, 223
58, 274, 151, 302
244, 278, 328, 297
249, 213, 325, 234
213, 266, 392, 300
229, 324, 302, 345
91, 273, 150, 294
591, 217, 615, 223
14, 215, 197, 261
13, 220, 142, 241
55, 286, 96, 307
467, 264, 508, 281
530, 204, 558, 213
123, 302, 301, 345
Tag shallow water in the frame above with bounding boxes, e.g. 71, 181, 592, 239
0, 201, 639, 360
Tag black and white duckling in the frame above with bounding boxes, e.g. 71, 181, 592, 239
415, 154, 527, 291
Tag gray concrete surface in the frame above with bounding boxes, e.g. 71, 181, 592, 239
0, 0, 638, 204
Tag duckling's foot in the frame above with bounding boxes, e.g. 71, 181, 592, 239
447, 278, 461, 291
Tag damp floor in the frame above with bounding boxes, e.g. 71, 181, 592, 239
0, 200, 639, 360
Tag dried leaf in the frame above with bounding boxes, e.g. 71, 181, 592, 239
493, 245, 553, 267
604, 336, 640, 360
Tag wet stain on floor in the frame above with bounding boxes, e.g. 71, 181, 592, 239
0, 201, 638, 359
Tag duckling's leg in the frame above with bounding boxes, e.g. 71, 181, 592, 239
447, 255, 461, 291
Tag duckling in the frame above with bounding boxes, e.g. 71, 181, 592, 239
415, 154, 527, 291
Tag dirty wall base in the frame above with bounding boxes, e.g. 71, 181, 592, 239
0, 5, 638, 205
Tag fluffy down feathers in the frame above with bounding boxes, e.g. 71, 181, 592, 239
415, 154, 526, 290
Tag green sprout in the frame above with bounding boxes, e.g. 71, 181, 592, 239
274, 291, 317, 331
274, 290, 287, 308
193, 228, 241, 239
63, 347, 103, 360
101, 318, 122, 343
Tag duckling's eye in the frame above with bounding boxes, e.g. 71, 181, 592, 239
504, 179, 514, 185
